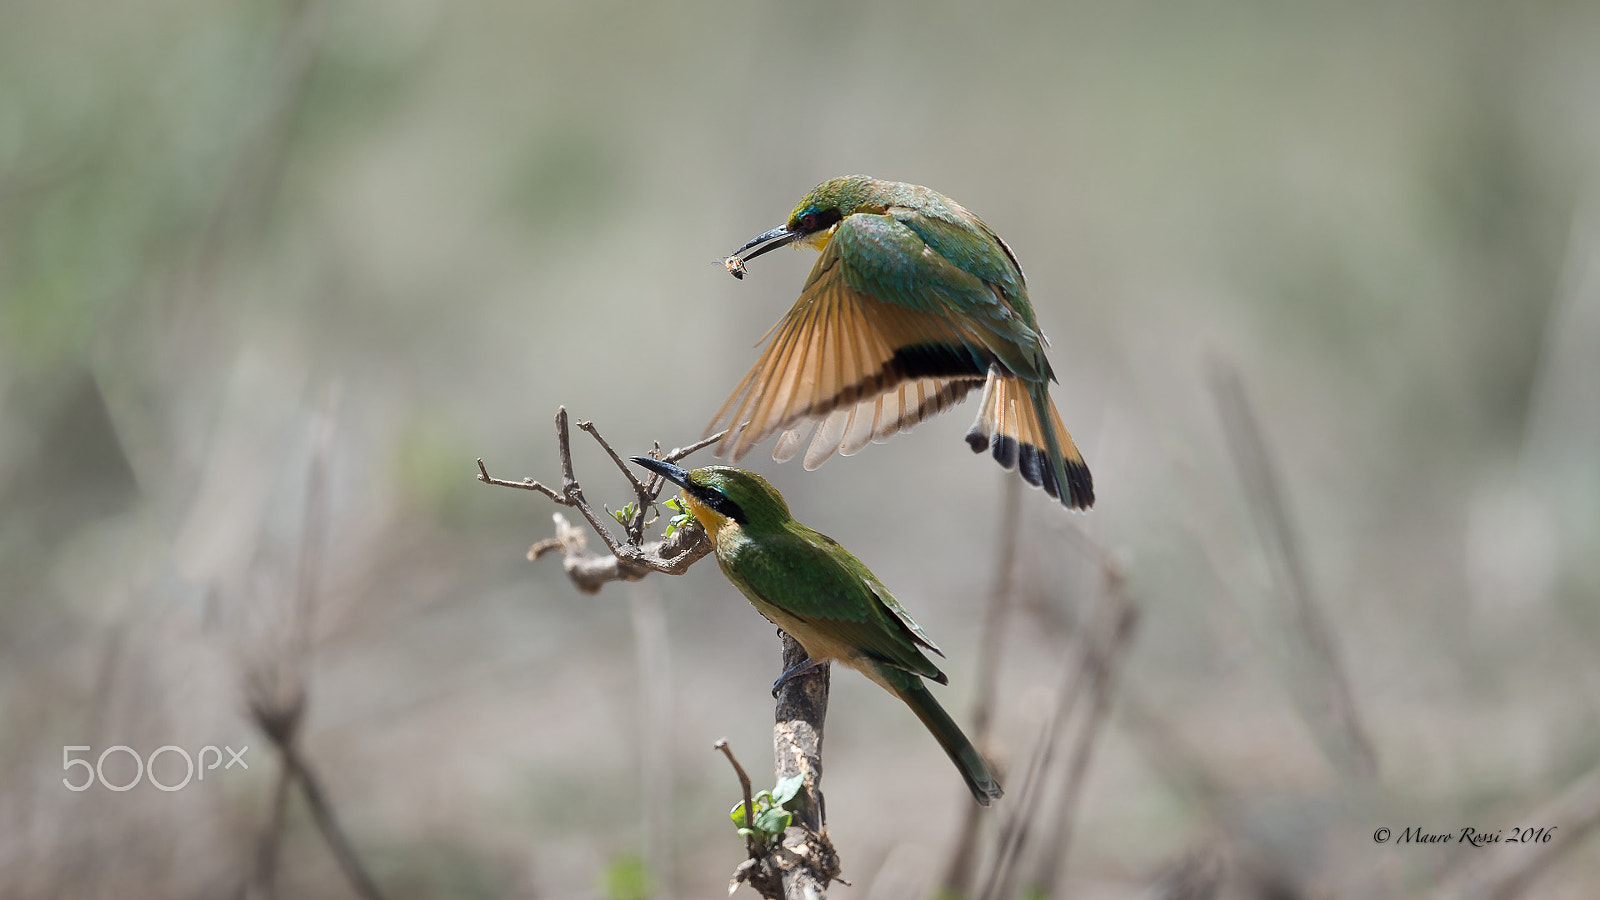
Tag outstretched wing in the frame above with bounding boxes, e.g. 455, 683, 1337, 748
708, 212, 1045, 466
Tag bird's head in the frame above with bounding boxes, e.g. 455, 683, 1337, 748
725, 175, 883, 275
628, 458, 792, 537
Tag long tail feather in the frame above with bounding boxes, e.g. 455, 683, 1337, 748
888, 674, 1003, 806
964, 369, 1095, 509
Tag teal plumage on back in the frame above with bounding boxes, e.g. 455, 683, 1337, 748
711, 175, 1094, 509
629, 458, 1004, 806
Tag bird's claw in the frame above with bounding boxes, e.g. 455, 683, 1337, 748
771, 657, 826, 698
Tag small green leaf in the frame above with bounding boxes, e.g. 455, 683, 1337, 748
609, 501, 638, 525
770, 774, 804, 806
754, 806, 792, 834
660, 499, 692, 538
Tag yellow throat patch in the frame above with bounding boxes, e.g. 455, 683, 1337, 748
681, 490, 731, 540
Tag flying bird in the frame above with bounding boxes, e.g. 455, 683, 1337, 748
631, 457, 1004, 805
710, 175, 1094, 509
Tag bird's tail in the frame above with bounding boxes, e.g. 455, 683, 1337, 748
888, 673, 1004, 806
964, 370, 1094, 509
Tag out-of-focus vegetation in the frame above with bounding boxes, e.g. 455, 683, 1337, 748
3, 1, 1599, 897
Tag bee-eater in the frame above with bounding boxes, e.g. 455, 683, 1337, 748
710, 175, 1094, 509
630, 457, 1004, 806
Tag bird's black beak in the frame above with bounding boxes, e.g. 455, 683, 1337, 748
730, 225, 801, 267
629, 456, 694, 490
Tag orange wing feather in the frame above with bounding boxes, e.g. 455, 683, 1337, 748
709, 265, 987, 466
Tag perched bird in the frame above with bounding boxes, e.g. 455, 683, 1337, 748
710, 175, 1094, 509
630, 457, 1004, 805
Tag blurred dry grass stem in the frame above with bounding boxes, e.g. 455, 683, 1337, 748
1429, 765, 1600, 900
630, 582, 676, 900
1208, 359, 1378, 780
979, 552, 1140, 900
240, 387, 389, 900
941, 475, 1023, 897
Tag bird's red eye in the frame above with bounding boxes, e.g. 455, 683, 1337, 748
799, 213, 818, 231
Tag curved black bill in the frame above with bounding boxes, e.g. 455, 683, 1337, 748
629, 456, 693, 489
730, 225, 800, 265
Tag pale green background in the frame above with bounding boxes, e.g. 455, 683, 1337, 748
3, 1, 1599, 897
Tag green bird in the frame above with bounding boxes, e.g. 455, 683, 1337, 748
710, 175, 1094, 509
630, 456, 1004, 806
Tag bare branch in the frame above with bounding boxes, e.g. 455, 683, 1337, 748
476, 408, 724, 594
576, 418, 654, 542
664, 430, 729, 463
716, 739, 760, 857
475, 457, 563, 503
531, 512, 712, 595
578, 418, 652, 499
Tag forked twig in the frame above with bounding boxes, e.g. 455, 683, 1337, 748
576, 419, 654, 543
476, 407, 724, 593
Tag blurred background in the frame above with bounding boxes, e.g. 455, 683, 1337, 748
3, 1, 1599, 897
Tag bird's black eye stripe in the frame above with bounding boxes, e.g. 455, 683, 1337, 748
796, 208, 842, 234
695, 488, 748, 524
